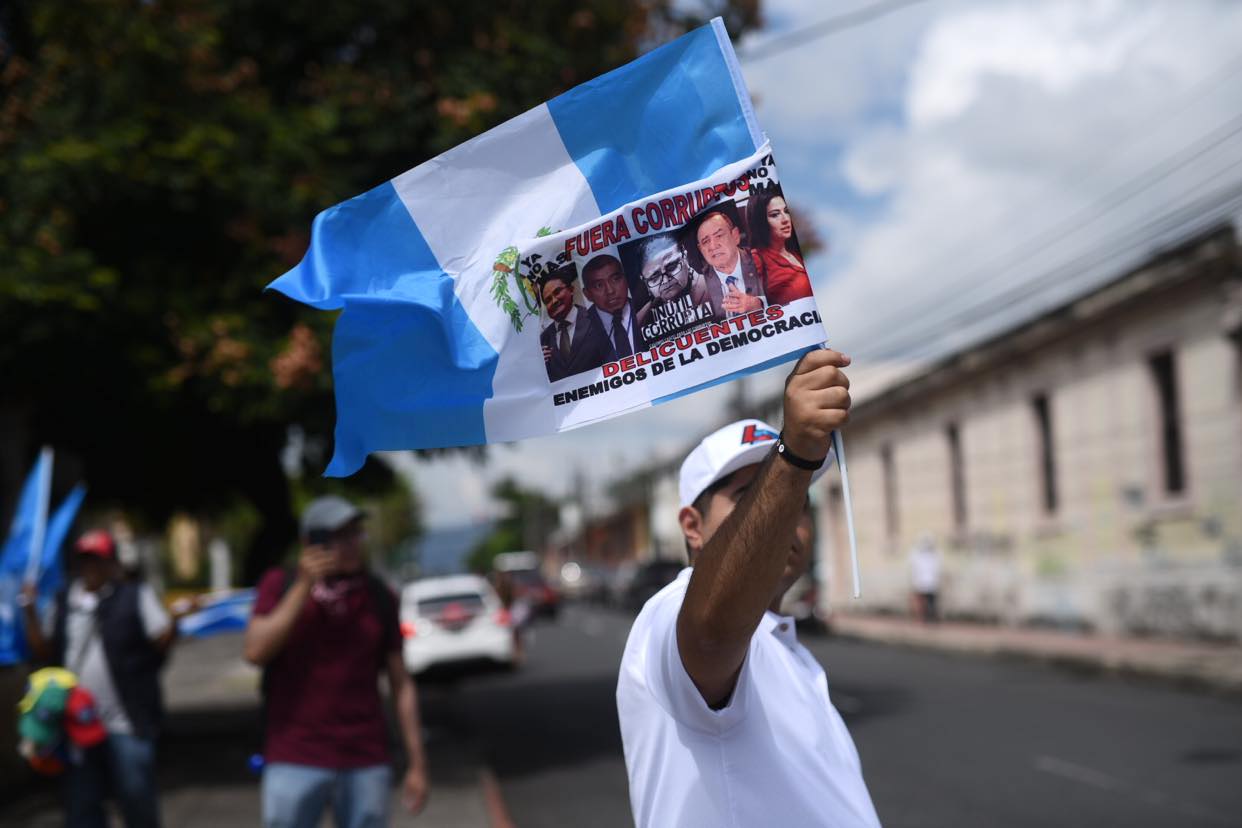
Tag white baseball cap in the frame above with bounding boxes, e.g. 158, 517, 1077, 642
678, 419, 834, 508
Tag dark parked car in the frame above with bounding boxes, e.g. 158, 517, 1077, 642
509, 567, 561, 620
624, 559, 685, 612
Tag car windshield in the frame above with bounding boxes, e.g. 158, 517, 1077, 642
417, 593, 485, 616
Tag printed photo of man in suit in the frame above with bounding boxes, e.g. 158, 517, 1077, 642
539, 264, 612, 383
631, 233, 717, 347
693, 206, 768, 318
582, 254, 645, 360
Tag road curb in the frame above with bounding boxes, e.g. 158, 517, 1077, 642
829, 617, 1242, 697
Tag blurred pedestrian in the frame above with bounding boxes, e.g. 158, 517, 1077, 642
22, 529, 176, 828
617, 350, 881, 828
492, 568, 529, 664
244, 495, 428, 828
910, 535, 941, 624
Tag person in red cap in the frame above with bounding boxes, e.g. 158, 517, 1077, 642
23, 529, 176, 828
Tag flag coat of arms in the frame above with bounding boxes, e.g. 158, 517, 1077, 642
270, 18, 825, 476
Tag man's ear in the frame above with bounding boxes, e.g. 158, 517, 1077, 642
679, 505, 705, 557
730, 225, 741, 246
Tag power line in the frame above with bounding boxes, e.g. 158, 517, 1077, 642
739, 0, 931, 64
861, 148, 1242, 360
849, 170, 1242, 361
830, 95, 1242, 354
852, 171, 1242, 361
829, 106, 1242, 356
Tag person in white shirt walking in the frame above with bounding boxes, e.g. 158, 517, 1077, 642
910, 536, 942, 624
616, 348, 880, 828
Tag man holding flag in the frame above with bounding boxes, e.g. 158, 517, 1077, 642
617, 349, 881, 828
268, 16, 872, 823
23, 529, 175, 828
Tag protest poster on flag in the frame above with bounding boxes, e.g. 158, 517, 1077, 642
510, 145, 823, 431
270, 18, 825, 475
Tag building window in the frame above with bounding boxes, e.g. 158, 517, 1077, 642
1032, 394, 1057, 513
880, 443, 899, 539
946, 423, 966, 530
1148, 350, 1185, 495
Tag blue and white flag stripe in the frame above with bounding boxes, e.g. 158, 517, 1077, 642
270, 19, 767, 476
178, 590, 256, 639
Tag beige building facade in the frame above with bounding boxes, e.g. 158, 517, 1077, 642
801, 227, 1242, 640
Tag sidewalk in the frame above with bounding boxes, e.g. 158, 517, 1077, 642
0, 633, 503, 828
830, 613, 1242, 695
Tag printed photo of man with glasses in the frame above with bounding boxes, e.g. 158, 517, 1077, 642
627, 232, 719, 347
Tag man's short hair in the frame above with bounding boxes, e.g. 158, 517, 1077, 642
539, 262, 578, 293
683, 469, 740, 558
582, 254, 622, 286
696, 208, 736, 232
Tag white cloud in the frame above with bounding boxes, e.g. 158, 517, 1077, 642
907, 0, 1160, 127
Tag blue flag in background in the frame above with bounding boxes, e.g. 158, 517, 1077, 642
0, 451, 52, 665
38, 484, 87, 597
268, 19, 812, 477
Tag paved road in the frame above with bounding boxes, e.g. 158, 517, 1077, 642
4, 604, 1239, 827
441, 603, 1242, 827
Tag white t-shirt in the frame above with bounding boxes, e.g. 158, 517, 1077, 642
617, 568, 881, 828
910, 546, 941, 594
47, 580, 171, 735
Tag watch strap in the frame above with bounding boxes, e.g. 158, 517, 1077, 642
775, 432, 827, 471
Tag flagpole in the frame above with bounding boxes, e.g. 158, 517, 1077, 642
831, 431, 862, 599
23, 446, 53, 586
816, 343, 861, 598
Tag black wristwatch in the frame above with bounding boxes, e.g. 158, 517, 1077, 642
775, 431, 827, 471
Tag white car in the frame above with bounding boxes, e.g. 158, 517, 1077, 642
400, 575, 516, 676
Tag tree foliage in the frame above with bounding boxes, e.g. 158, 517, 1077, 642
466, 477, 561, 574
0, 0, 761, 579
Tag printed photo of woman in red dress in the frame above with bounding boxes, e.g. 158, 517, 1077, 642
747, 186, 814, 305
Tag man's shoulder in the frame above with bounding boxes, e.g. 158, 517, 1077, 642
364, 572, 398, 607
258, 566, 292, 589
628, 569, 691, 640
254, 567, 295, 607
690, 270, 713, 301
742, 248, 766, 281
580, 306, 608, 337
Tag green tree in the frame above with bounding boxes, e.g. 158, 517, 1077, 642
466, 477, 560, 574
0, 0, 761, 581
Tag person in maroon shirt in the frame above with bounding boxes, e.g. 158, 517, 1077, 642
748, 187, 814, 306
244, 495, 428, 827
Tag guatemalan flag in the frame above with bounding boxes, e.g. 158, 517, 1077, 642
270, 18, 825, 476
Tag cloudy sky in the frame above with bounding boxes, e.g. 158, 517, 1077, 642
395, 0, 1242, 530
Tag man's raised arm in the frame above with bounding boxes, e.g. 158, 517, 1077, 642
676, 349, 851, 706
243, 547, 334, 666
